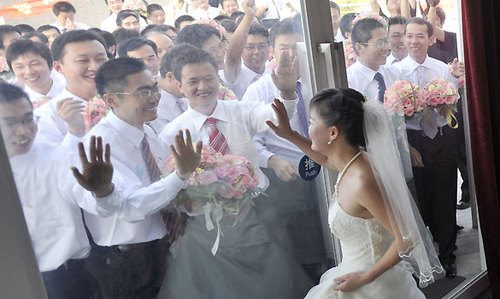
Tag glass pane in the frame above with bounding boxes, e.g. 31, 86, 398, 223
334, 0, 487, 296
0, 1, 330, 298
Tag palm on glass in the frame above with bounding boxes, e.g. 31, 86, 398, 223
71, 136, 114, 198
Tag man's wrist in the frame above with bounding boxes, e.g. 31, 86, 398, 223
280, 90, 297, 100
93, 183, 114, 198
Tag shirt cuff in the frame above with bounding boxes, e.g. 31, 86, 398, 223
61, 132, 83, 150
258, 150, 275, 168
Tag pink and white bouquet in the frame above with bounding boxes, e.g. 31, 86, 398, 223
384, 80, 425, 117
165, 145, 262, 254
83, 97, 109, 132
421, 78, 460, 128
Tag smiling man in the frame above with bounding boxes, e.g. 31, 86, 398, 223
347, 18, 400, 103
6, 39, 64, 108
386, 16, 408, 65
83, 57, 201, 298
35, 30, 109, 148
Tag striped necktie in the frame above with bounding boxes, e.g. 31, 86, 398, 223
205, 117, 229, 154
295, 81, 309, 137
140, 135, 162, 183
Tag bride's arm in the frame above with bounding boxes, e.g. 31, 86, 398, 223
266, 99, 329, 165
333, 172, 406, 292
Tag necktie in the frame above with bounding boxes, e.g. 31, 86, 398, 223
295, 81, 309, 137
416, 65, 427, 86
373, 72, 386, 103
205, 117, 229, 154
141, 135, 162, 183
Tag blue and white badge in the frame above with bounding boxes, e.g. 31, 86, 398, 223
298, 155, 321, 181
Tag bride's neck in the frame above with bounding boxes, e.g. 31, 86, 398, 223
327, 144, 361, 172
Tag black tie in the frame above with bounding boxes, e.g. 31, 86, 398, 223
374, 72, 386, 103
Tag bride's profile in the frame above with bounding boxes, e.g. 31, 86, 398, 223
267, 88, 444, 298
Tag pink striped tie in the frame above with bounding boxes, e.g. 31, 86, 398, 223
206, 117, 229, 155
141, 135, 162, 183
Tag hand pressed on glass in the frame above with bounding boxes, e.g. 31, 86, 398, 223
71, 135, 114, 198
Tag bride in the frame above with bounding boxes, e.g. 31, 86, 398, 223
267, 88, 444, 298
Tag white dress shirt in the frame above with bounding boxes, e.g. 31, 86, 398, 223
10, 143, 108, 272
100, 13, 119, 33
158, 98, 298, 189
148, 89, 187, 134
34, 88, 86, 148
189, 6, 220, 19
241, 73, 309, 166
24, 78, 65, 107
220, 62, 270, 100
83, 110, 186, 245
395, 55, 458, 133
347, 60, 401, 103
385, 53, 402, 66
50, 21, 89, 32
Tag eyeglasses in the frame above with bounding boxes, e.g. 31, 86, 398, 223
0, 115, 40, 130
362, 39, 390, 49
114, 86, 161, 100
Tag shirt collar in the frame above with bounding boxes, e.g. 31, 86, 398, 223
353, 60, 380, 81
404, 55, 431, 71
185, 100, 229, 131
59, 88, 87, 102
107, 110, 146, 148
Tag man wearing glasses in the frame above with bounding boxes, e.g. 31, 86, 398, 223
347, 18, 400, 103
81, 57, 201, 298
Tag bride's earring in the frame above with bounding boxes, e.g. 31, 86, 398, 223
328, 139, 333, 145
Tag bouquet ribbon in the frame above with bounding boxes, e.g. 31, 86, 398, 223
204, 202, 224, 255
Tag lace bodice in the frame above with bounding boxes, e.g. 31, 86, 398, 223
328, 200, 393, 265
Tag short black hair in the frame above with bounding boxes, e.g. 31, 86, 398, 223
174, 15, 195, 31
175, 24, 221, 48
388, 16, 407, 28
52, 1, 76, 16
36, 24, 61, 34
112, 28, 140, 45
152, 24, 177, 35
405, 17, 433, 37
339, 13, 358, 38
310, 88, 366, 147
147, 4, 164, 15
6, 39, 53, 72
219, 19, 237, 33
214, 15, 232, 22
0, 25, 20, 50
249, 23, 269, 39
230, 11, 245, 21
117, 37, 158, 58
351, 18, 386, 46
0, 82, 31, 106
141, 24, 158, 37
88, 28, 116, 57
329, 1, 340, 13
159, 43, 186, 77
21, 32, 50, 45
116, 9, 140, 27
95, 57, 146, 96
51, 30, 107, 61
269, 18, 301, 47
171, 43, 219, 81
14, 24, 35, 35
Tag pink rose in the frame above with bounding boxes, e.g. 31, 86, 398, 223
196, 170, 218, 186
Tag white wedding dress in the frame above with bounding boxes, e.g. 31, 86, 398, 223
305, 200, 426, 299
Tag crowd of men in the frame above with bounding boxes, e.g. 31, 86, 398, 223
0, 0, 467, 298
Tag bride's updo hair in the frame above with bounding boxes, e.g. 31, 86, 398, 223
310, 88, 366, 147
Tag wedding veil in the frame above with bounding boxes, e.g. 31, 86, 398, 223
363, 101, 445, 287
